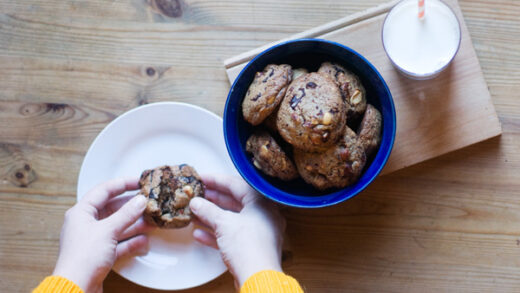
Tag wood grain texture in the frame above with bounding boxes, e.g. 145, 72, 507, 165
224, 0, 400, 68
224, 0, 502, 175
0, 0, 519, 292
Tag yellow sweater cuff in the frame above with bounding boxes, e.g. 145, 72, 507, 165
240, 270, 304, 293
33, 276, 84, 293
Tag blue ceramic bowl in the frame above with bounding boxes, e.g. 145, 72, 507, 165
224, 39, 396, 208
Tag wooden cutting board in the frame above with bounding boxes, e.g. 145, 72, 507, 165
223, 0, 502, 175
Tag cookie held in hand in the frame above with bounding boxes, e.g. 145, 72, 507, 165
138, 164, 204, 229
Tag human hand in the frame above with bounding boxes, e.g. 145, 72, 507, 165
53, 178, 153, 292
189, 174, 286, 288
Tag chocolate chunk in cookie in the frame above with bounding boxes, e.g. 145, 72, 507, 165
246, 130, 299, 181
242, 64, 293, 125
294, 127, 366, 190
138, 165, 204, 229
276, 72, 346, 152
357, 104, 382, 158
318, 62, 367, 123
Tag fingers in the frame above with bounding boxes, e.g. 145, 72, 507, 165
104, 195, 147, 236
189, 197, 226, 231
81, 177, 139, 211
205, 189, 242, 212
201, 174, 257, 205
118, 217, 155, 241
98, 195, 134, 219
116, 234, 149, 260
193, 229, 218, 250
99, 196, 154, 240
192, 217, 211, 231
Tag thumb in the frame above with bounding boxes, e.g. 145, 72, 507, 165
190, 197, 226, 230
105, 195, 147, 236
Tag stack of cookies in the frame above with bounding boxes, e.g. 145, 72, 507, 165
242, 62, 382, 190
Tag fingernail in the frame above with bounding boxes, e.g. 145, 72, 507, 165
133, 195, 147, 209
190, 198, 202, 211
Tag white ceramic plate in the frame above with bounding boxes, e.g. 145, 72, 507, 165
77, 102, 236, 290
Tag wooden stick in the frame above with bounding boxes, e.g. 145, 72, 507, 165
223, 0, 401, 69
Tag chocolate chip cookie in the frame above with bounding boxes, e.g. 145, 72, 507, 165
294, 127, 366, 190
246, 130, 299, 181
318, 62, 367, 123
357, 104, 382, 158
242, 64, 293, 125
276, 72, 346, 152
138, 164, 204, 229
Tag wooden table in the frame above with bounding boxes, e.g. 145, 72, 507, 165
1, 0, 518, 292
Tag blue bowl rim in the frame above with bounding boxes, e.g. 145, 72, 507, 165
224, 38, 396, 208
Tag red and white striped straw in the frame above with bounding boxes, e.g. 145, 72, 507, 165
418, 0, 425, 18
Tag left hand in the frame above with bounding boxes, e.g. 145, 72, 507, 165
53, 178, 153, 293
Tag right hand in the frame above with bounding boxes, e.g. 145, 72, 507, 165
53, 178, 151, 293
189, 174, 286, 288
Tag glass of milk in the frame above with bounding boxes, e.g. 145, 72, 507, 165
382, 0, 461, 80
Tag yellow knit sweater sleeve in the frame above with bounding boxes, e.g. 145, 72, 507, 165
34, 270, 301, 293
33, 276, 83, 293
240, 270, 304, 293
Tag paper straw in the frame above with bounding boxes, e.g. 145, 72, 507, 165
418, 0, 425, 18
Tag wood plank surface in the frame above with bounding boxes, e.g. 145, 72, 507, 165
0, 0, 519, 292
224, 0, 502, 175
